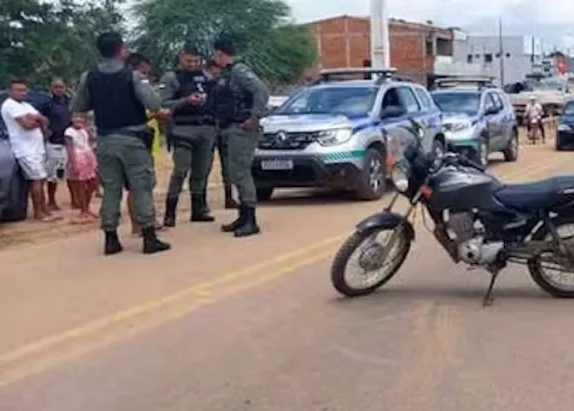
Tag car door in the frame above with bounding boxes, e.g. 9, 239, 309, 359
396, 85, 437, 154
481, 92, 504, 150
379, 86, 412, 163
493, 90, 515, 147
412, 85, 443, 153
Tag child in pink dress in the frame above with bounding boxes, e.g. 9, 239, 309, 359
65, 114, 98, 222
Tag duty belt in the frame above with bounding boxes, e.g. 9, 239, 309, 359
173, 115, 215, 126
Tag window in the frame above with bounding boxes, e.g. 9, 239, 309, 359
475, 54, 480, 59
381, 87, 402, 111
432, 91, 480, 114
490, 92, 504, 110
483, 93, 498, 112
278, 86, 379, 117
413, 87, 433, 109
485, 54, 493, 63
467, 54, 473, 63
506, 53, 511, 58
496, 53, 500, 58
425, 36, 434, 56
397, 86, 421, 113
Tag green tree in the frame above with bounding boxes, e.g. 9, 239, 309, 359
131, 0, 316, 86
0, 0, 126, 88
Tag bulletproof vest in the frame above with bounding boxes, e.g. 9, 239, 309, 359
212, 62, 253, 125
172, 69, 214, 125
86, 67, 147, 132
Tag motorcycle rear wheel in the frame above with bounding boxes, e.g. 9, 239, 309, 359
528, 218, 574, 298
330, 226, 411, 297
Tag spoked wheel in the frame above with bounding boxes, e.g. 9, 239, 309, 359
528, 220, 574, 298
330, 226, 412, 297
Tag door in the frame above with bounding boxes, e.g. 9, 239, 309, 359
379, 86, 412, 164
482, 92, 504, 150
412, 85, 443, 152
493, 91, 515, 147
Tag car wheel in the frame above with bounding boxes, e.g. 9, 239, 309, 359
503, 130, 519, 161
473, 137, 489, 167
556, 136, 564, 151
354, 148, 386, 201
256, 187, 274, 202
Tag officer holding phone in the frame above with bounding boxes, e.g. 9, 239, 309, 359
158, 44, 216, 226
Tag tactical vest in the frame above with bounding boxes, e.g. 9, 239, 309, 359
172, 69, 214, 125
212, 62, 253, 126
86, 67, 147, 132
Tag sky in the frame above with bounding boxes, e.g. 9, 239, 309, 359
286, 0, 574, 50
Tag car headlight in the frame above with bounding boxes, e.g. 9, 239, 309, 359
317, 128, 353, 146
390, 163, 409, 193
443, 120, 472, 133
558, 123, 571, 131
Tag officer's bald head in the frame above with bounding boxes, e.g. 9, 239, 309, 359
96, 31, 126, 60
178, 43, 202, 71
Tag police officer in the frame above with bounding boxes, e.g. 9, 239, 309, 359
205, 59, 237, 209
159, 44, 216, 227
211, 37, 270, 237
70, 31, 171, 255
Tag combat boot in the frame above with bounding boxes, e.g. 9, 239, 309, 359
221, 205, 246, 232
233, 206, 261, 237
104, 230, 123, 255
163, 197, 178, 227
191, 193, 215, 222
224, 185, 238, 209
142, 227, 171, 254
202, 188, 211, 214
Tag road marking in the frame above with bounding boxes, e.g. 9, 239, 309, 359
0, 249, 335, 388
0, 155, 571, 386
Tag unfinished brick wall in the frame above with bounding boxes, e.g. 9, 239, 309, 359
307, 15, 452, 84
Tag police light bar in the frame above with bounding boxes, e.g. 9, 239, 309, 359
316, 67, 398, 83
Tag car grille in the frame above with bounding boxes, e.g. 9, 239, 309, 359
258, 131, 320, 150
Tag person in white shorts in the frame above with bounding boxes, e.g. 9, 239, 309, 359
0, 78, 60, 222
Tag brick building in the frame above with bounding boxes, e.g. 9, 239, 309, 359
305, 15, 454, 84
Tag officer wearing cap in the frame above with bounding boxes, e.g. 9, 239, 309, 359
158, 44, 216, 227
211, 37, 270, 237
70, 31, 171, 255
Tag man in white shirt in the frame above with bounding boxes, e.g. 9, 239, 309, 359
0, 78, 58, 221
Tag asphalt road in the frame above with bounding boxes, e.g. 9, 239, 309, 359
2, 142, 574, 411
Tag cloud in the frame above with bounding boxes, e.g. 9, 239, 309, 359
286, 0, 574, 50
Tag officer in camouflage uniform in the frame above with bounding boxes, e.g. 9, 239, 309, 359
159, 44, 216, 227
71, 32, 171, 255
211, 37, 270, 237
205, 59, 237, 209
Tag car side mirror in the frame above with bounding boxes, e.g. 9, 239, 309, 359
381, 106, 407, 119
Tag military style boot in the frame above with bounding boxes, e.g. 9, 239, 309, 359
201, 188, 211, 214
142, 227, 171, 254
191, 193, 215, 222
224, 185, 238, 209
221, 205, 246, 232
233, 206, 261, 237
104, 230, 123, 255
163, 197, 178, 227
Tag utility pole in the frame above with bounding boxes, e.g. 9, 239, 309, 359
370, 0, 390, 68
498, 17, 505, 86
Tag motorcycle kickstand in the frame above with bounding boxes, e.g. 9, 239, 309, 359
482, 270, 500, 307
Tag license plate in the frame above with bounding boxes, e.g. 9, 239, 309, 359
260, 159, 294, 170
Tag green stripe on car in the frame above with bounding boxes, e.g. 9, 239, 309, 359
322, 150, 366, 163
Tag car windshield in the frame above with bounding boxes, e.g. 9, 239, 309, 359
432, 92, 480, 114
563, 102, 574, 116
277, 86, 378, 117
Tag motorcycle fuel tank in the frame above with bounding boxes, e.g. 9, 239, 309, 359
427, 166, 504, 211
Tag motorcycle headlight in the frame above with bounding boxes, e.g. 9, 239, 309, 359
317, 128, 353, 146
558, 123, 571, 131
390, 163, 409, 193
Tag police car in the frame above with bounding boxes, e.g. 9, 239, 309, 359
430, 76, 519, 167
253, 68, 444, 201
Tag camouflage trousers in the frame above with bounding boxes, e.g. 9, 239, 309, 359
97, 134, 156, 231
220, 124, 260, 207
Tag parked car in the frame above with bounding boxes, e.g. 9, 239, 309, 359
254, 68, 445, 201
0, 136, 29, 223
556, 98, 574, 150
431, 82, 519, 167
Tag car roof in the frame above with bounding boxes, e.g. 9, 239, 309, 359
307, 79, 416, 90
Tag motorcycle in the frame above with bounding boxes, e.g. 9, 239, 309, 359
330, 120, 574, 306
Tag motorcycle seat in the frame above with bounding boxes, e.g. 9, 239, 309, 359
495, 175, 574, 211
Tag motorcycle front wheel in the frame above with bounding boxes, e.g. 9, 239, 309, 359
330, 226, 412, 297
